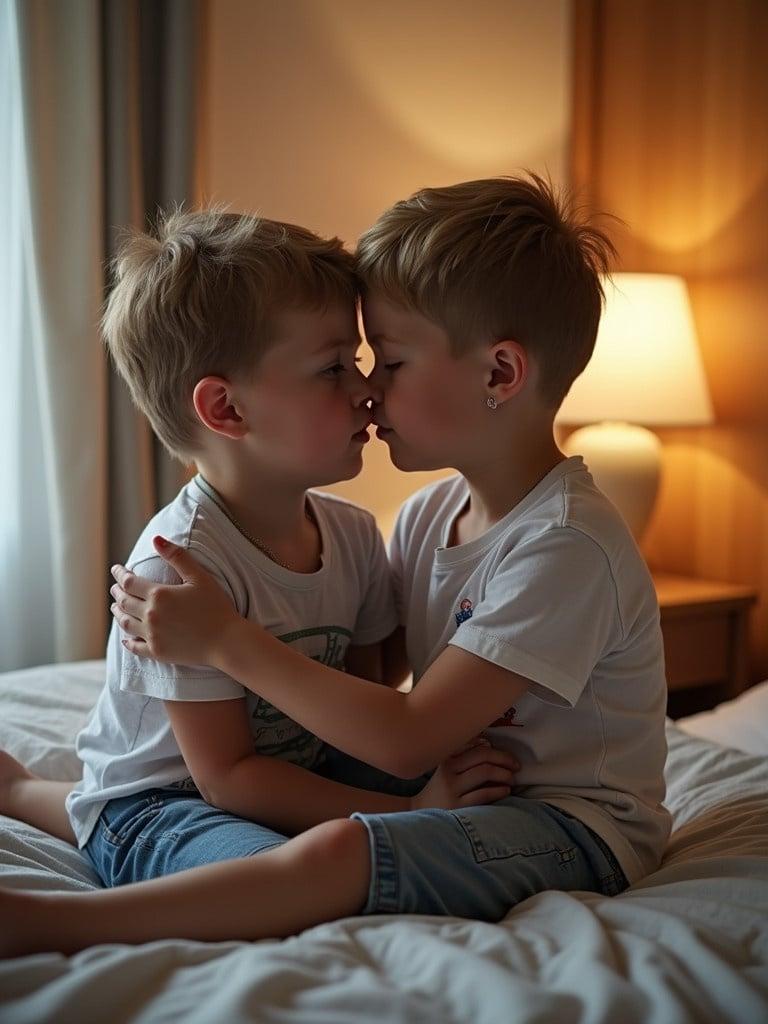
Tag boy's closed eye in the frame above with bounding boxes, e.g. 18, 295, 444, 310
322, 356, 363, 377
373, 354, 402, 372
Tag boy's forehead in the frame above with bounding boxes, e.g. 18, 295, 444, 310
270, 304, 360, 350
361, 292, 446, 349
360, 292, 408, 331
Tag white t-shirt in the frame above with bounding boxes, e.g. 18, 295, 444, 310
67, 475, 397, 848
389, 456, 671, 883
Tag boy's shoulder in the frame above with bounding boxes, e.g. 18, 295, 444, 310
124, 482, 383, 580
308, 489, 379, 534
125, 478, 206, 568
503, 460, 650, 594
554, 461, 645, 566
388, 475, 464, 555
122, 478, 242, 600
393, 460, 647, 573
395, 474, 465, 522
519, 462, 658, 631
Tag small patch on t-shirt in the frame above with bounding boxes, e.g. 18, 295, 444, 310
489, 706, 523, 728
455, 597, 474, 626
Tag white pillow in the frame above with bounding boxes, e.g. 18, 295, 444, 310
676, 680, 768, 758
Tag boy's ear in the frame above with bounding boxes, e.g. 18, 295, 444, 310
192, 376, 247, 440
485, 340, 528, 404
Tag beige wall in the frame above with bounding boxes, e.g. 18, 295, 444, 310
199, 0, 572, 536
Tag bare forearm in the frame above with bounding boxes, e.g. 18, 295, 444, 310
214, 619, 417, 776
210, 753, 411, 835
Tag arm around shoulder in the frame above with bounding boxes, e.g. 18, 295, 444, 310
165, 698, 412, 832
213, 618, 528, 778
396, 646, 529, 776
381, 626, 411, 689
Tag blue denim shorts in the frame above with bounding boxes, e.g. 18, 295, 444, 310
82, 748, 424, 888
350, 799, 628, 920
84, 748, 628, 921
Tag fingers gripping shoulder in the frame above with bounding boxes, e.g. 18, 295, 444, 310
128, 545, 239, 608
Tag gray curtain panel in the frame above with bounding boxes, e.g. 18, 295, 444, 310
102, 0, 202, 567
6, 0, 201, 669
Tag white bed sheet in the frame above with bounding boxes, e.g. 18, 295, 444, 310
677, 678, 768, 758
0, 661, 767, 1024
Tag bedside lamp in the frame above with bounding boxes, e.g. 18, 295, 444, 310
557, 273, 714, 540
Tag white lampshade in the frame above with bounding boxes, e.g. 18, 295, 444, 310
558, 273, 713, 427
558, 274, 713, 541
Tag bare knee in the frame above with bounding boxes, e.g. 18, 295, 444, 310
289, 818, 369, 872
264, 819, 371, 924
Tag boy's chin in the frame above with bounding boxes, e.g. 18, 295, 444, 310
385, 443, 448, 474
312, 454, 365, 487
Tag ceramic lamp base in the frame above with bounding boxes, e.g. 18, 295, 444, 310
563, 422, 661, 541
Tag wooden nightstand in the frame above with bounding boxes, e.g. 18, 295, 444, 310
653, 573, 758, 717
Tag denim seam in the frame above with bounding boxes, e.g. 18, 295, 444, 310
101, 823, 125, 847
600, 870, 624, 896
355, 814, 400, 914
452, 812, 575, 866
543, 804, 628, 893
101, 796, 164, 847
246, 841, 283, 857
134, 829, 181, 851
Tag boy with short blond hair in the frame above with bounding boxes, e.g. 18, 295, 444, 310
103, 208, 359, 460
0, 208, 515, 878
1, 176, 671, 956
356, 174, 608, 404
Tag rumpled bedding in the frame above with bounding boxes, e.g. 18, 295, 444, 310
0, 660, 766, 1024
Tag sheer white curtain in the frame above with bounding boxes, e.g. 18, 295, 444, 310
0, 0, 54, 669
0, 0, 106, 672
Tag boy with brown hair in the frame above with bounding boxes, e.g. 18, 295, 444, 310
1, 176, 671, 956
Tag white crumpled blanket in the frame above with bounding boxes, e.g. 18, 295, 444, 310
1, 661, 767, 1024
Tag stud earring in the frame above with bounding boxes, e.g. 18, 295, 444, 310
486, 396, 498, 410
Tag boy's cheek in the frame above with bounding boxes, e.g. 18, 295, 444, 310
390, 389, 455, 437
301, 407, 355, 449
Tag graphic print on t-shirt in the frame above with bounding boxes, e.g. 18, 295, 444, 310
278, 624, 352, 670
455, 597, 474, 626
248, 624, 352, 766
489, 706, 523, 728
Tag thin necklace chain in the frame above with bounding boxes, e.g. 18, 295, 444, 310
196, 475, 317, 571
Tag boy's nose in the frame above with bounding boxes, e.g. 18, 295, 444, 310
352, 364, 383, 407
363, 363, 385, 405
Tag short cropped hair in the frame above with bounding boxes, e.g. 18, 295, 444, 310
102, 208, 358, 460
356, 174, 616, 406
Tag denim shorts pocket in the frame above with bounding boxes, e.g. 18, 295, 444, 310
100, 792, 165, 848
590, 833, 629, 895
545, 806, 629, 897
450, 811, 577, 867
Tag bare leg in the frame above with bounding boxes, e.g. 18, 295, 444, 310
1, 818, 372, 958
0, 751, 77, 844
